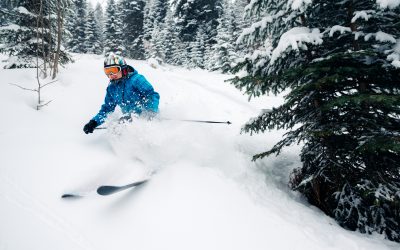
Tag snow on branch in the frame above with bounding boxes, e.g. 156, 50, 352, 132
0, 24, 29, 31
287, 0, 313, 10
387, 40, 400, 68
244, 0, 258, 16
375, 31, 397, 43
376, 0, 400, 9
365, 31, 397, 43
15, 7, 37, 17
237, 16, 273, 45
329, 25, 352, 37
270, 27, 322, 64
351, 10, 375, 23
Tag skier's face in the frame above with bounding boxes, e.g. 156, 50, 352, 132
104, 65, 123, 80
107, 70, 122, 80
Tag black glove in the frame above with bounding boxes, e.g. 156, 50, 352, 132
83, 120, 98, 134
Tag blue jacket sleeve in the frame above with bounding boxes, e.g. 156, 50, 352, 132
92, 86, 117, 125
136, 75, 160, 113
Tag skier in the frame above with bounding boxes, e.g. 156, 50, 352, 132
83, 53, 160, 134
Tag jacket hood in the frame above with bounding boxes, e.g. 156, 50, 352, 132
125, 65, 136, 78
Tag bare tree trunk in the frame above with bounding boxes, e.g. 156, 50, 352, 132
40, 0, 47, 78
52, 0, 63, 79
36, 0, 44, 109
48, 0, 54, 78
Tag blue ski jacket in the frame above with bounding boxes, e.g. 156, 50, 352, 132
92, 65, 160, 125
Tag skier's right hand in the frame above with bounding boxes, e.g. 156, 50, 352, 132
83, 120, 98, 134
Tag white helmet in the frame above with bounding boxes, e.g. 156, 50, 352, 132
104, 52, 126, 67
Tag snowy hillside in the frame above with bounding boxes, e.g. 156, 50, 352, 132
0, 54, 398, 250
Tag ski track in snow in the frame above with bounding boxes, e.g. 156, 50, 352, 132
0, 175, 94, 250
0, 54, 398, 250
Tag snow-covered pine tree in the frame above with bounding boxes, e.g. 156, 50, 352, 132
1, 0, 71, 109
161, 6, 179, 64
94, 2, 104, 51
63, 1, 75, 47
231, 0, 250, 36
170, 36, 189, 66
231, 0, 251, 56
94, 2, 104, 32
143, 0, 169, 59
171, 0, 222, 66
0, 0, 43, 68
0, 0, 71, 70
149, 24, 166, 61
171, 0, 221, 42
231, 0, 400, 242
68, 0, 88, 53
103, 0, 124, 55
0, 0, 14, 26
120, 0, 145, 59
209, 0, 237, 72
84, 4, 102, 54
0, 0, 14, 46
190, 26, 207, 68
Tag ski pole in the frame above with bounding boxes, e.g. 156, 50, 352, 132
161, 118, 232, 124
94, 118, 232, 130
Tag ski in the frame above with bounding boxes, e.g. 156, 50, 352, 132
61, 192, 88, 199
97, 179, 149, 196
61, 179, 148, 198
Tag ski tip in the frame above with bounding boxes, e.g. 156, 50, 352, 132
96, 186, 118, 196
97, 179, 149, 196
61, 193, 82, 199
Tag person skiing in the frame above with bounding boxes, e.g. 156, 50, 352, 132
83, 53, 160, 134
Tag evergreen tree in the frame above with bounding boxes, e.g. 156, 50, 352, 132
143, 0, 168, 41
143, 0, 169, 59
120, 0, 146, 59
231, 0, 400, 242
231, 0, 251, 55
94, 2, 104, 33
209, 0, 237, 72
63, 2, 75, 48
0, 0, 42, 67
94, 2, 104, 51
161, 7, 179, 64
171, 0, 221, 43
149, 23, 166, 60
190, 26, 207, 68
171, 0, 222, 65
0, 0, 71, 69
103, 0, 124, 55
170, 35, 188, 66
84, 5, 102, 54
68, 0, 88, 53
0, 0, 15, 26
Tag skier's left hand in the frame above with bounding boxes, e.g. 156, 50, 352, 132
83, 120, 98, 134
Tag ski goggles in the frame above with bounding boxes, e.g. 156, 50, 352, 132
104, 65, 121, 75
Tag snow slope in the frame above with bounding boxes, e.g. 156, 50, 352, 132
0, 54, 398, 250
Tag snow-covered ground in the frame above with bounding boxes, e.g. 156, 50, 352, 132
0, 54, 398, 250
